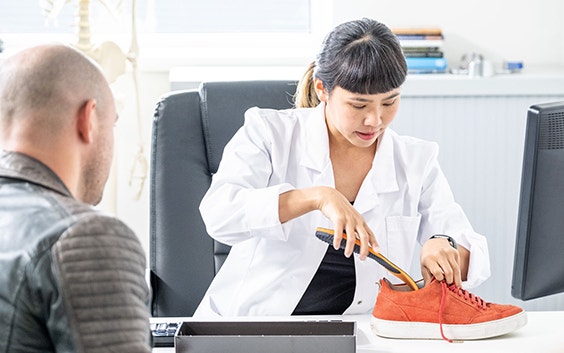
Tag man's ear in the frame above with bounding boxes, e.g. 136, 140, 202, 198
314, 78, 328, 102
76, 99, 96, 144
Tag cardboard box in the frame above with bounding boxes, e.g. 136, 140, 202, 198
175, 320, 356, 353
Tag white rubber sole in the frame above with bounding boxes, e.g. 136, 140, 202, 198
370, 311, 528, 340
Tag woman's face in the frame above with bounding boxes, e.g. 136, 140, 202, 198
316, 80, 401, 148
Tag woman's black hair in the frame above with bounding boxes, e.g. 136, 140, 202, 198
294, 18, 407, 108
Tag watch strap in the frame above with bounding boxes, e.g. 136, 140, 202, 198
430, 234, 458, 249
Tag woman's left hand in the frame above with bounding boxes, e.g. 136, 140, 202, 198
420, 237, 462, 287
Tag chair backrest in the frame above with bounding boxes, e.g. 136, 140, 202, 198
150, 80, 298, 316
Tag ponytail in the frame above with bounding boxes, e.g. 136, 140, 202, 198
293, 61, 320, 108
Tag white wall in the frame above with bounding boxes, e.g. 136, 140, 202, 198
333, 0, 564, 68
98, 71, 169, 260
104, 0, 564, 308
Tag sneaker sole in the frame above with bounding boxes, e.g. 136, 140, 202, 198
370, 311, 527, 340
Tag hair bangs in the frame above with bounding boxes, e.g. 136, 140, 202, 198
333, 41, 406, 95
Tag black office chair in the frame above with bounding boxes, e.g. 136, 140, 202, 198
150, 80, 298, 317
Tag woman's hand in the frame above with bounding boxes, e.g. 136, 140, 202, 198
315, 187, 379, 260
279, 186, 378, 260
420, 237, 467, 288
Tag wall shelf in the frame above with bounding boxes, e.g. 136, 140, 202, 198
170, 65, 564, 97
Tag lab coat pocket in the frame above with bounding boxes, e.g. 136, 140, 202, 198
384, 215, 421, 278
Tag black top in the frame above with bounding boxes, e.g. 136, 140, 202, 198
292, 245, 356, 315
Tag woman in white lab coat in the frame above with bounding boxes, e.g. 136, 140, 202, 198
195, 18, 490, 317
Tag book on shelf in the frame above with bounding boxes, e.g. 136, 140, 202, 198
399, 39, 443, 49
392, 26, 444, 48
405, 57, 448, 73
395, 34, 443, 41
403, 51, 444, 58
391, 26, 443, 36
403, 46, 444, 58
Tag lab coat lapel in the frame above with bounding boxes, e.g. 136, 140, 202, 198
300, 104, 334, 186
354, 131, 399, 215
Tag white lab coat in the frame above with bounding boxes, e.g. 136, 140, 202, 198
195, 103, 490, 317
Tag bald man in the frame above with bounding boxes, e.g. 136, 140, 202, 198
0, 45, 151, 352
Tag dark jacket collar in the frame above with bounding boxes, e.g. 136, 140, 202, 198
0, 150, 73, 198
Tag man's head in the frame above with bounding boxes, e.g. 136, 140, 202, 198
0, 44, 117, 205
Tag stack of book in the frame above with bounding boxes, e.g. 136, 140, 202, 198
392, 27, 447, 73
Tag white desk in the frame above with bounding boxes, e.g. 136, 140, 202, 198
152, 311, 564, 353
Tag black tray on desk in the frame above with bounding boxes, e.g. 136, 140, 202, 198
175, 320, 356, 353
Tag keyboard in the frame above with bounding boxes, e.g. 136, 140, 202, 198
151, 321, 181, 347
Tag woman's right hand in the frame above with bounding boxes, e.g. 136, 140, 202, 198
315, 186, 379, 260
279, 186, 379, 260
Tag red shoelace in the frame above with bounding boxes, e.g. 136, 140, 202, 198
439, 281, 487, 342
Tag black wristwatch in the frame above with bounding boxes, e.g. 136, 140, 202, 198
430, 234, 458, 249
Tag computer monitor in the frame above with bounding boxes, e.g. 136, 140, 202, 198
512, 101, 564, 300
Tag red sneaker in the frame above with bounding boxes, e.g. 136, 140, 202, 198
371, 278, 527, 342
